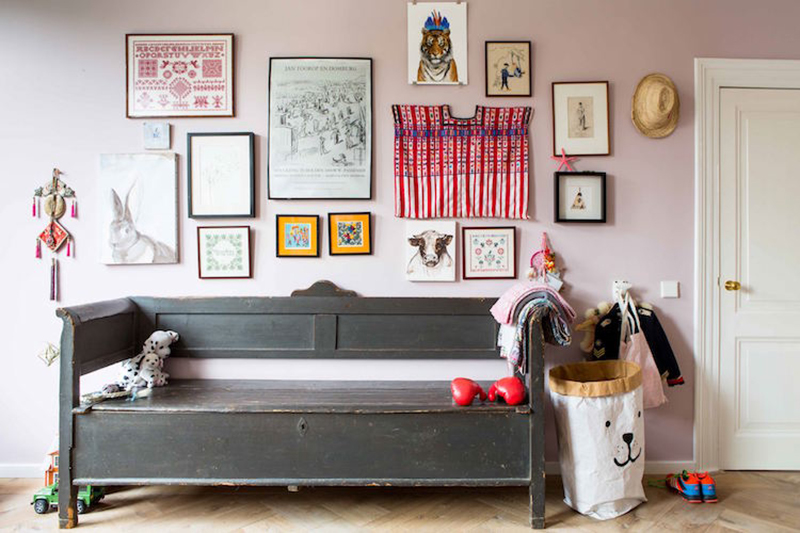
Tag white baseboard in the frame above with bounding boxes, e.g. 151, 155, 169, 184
0, 464, 42, 479
546, 461, 695, 476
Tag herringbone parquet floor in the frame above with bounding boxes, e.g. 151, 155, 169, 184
1, 472, 799, 531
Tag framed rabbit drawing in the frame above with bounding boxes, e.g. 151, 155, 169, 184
99, 153, 179, 264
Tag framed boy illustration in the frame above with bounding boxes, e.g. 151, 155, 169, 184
485, 41, 531, 97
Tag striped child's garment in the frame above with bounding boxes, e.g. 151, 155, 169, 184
393, 105, 531, 219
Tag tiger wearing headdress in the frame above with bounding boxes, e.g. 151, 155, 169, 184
417, 10, 459, 83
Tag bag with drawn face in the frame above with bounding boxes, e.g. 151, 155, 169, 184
549, 361, 646, 520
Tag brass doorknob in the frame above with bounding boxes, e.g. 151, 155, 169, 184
724, 280, 741, 291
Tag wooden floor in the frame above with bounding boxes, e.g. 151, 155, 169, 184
1, 473, 799, 531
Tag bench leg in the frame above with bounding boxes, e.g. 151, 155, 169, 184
530, 478, 545, 529
58, 485, 78, 529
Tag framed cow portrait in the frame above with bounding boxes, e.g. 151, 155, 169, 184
404, 220, 457, 282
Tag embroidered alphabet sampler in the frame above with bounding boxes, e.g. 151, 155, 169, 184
126, 34, 234, 117
393, 105, 531, 219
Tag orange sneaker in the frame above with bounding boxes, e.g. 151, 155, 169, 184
666, 471, 702, 503
696, 472, 718, 503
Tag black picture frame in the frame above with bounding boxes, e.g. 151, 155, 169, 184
485, 41, 532, 98
327, 212, 372, 256
267, 57, 373, 200
187, 132, 255, 218
275, 214, 321, 258
554, 171, 607, 223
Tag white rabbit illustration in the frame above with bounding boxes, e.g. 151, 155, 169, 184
109, 181, 176, 264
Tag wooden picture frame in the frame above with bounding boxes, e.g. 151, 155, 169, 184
485, 41, 531, 97
187, 132, 255, 218
276, 215, 320, 257
126, 34, 234, 118
462, 226, 517, 280
268, 57, 373, 200
197, 225, 251, 279
328, 212, 372, 255
552, 81, 610, 156
554, 171, 607, 223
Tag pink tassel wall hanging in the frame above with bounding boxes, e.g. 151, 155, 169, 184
66, 238, 71, 257
71, 199, 77, 218
32, 197, 37, 217
36, 238, 42, 259
34, 168, 76, 300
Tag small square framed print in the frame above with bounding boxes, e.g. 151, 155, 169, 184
188, 132, 255, 218
143, 122, 170, 150
555, 171, 607, 223
485, 41, 531, 97
552, 81, 610, 156
276, 215, 319, 257
197, 226, 251, 279
328, 212, 371, 255
462, 226, 517, 280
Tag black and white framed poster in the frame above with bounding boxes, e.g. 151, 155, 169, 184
268, 57, 372, 199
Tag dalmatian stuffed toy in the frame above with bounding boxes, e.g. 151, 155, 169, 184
103, 330, 179, 393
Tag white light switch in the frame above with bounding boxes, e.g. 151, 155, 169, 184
660, 281, 680, 299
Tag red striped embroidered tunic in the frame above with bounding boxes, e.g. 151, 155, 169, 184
393, 105, 531, 219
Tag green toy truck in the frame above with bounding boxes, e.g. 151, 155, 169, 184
31, 484, 104, 515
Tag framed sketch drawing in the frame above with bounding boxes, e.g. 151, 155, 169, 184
276, 215, 320, 257
98, 153, 178, 264
268, 57, 372, 199
462, 226, 516, 279
197, 226, 251, 279
485, 41, 531, 97
552, 81, 610, 156
407, 2, 468, 85
405, 220, 457, 282
328, 212, 371, 255
188, 132, 255, 218
126, 34, 234, 118
554, 171, 607, 222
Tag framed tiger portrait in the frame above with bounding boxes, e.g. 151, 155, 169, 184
407, 2, 468, 85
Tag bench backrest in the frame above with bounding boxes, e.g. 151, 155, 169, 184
131, 281, 500, 361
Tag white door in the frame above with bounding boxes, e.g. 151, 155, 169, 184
719, 88, 800, 470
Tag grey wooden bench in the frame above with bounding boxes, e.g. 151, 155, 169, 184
57, 281, 546, 529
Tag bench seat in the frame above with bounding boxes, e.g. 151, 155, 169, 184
80, 379, 530, 414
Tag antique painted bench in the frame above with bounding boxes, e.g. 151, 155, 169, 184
56, 281, 546, 529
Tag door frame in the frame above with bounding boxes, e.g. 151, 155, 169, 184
694, 58, 800, 472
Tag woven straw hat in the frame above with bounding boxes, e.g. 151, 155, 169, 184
631, 73, 679, 138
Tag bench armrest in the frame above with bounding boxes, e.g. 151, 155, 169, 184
57, 298, 138, 376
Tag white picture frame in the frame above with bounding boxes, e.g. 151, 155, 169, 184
98, 153, 178, 264
268, 57, 372, 199
552, 81, 610, 156
143, 122, 170, 150
197, 226, 251, 279
407, 2, 468, 85
405, 220, 457, 282
188, 132, 255, 218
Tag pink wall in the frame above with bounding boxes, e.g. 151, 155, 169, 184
4, 0, 800, 472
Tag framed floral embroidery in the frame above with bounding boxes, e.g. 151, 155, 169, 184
328, 212, 371, 255
462, 226, 516, 280
197, 226, 251, 279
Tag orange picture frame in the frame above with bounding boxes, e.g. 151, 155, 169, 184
276, 215, 319, 257
328, 212, 371, 255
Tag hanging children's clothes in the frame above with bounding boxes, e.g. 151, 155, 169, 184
392, 105, 531, 219
593, 301, 685, 387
